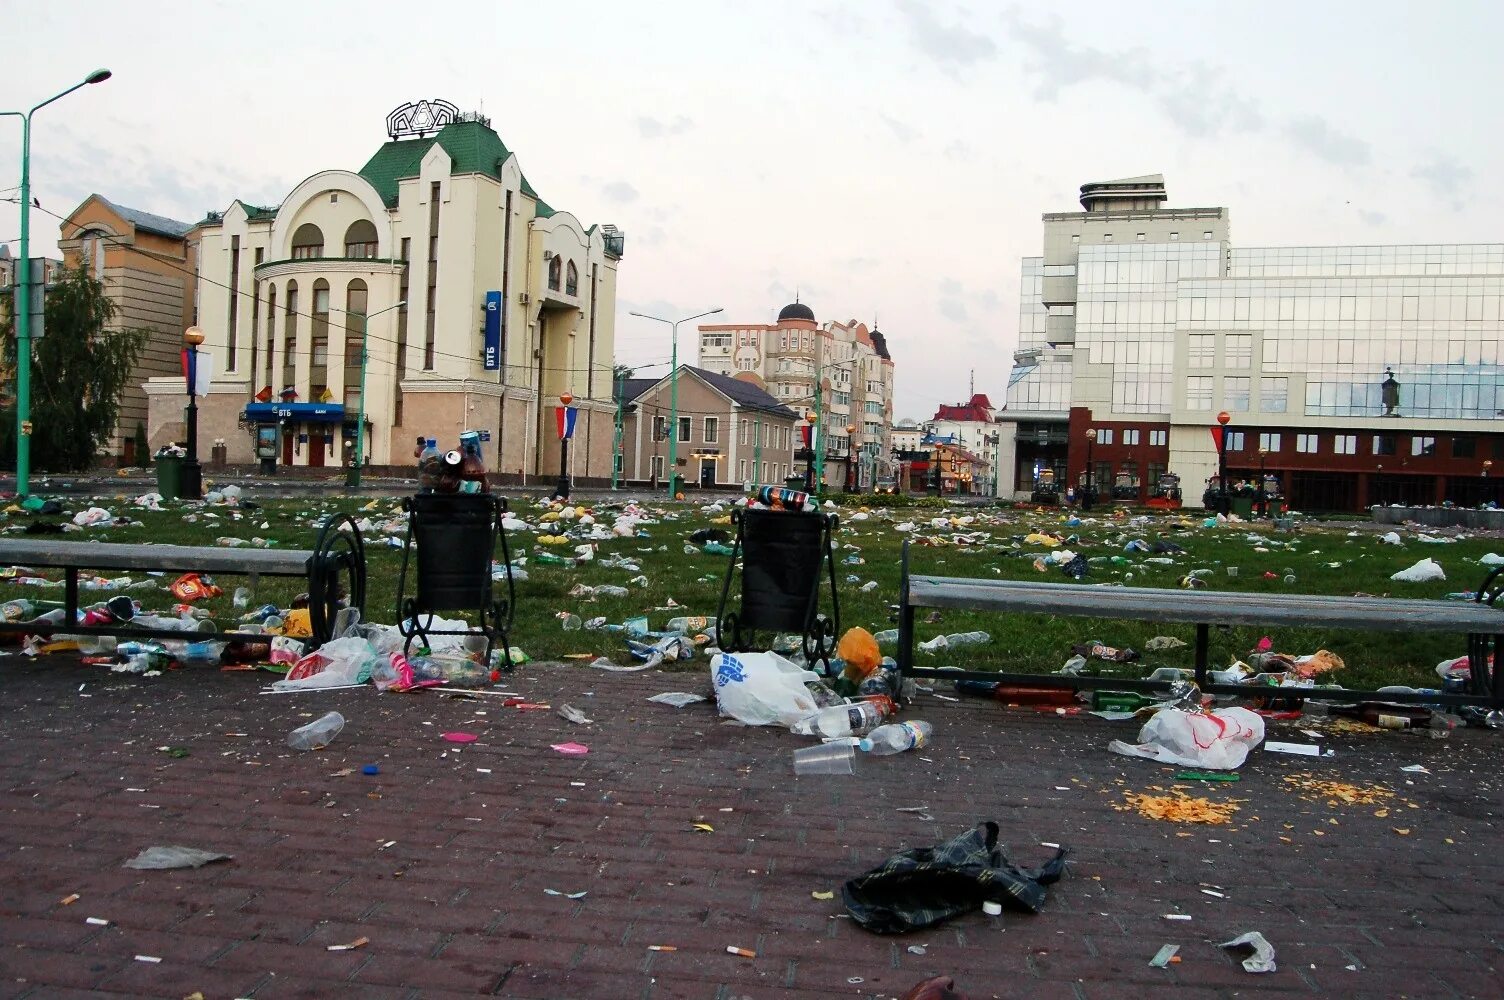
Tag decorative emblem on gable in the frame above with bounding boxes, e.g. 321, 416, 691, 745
386, 99, 459, 140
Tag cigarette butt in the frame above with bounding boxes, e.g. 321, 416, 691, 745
60, 894, 79, 906
135, 955, 161, 963
327, 936, 370, 952
726, 946, 756, 958
86, 917, 110, 926
1170, 955, 1182, 964
647, 945, 677, 952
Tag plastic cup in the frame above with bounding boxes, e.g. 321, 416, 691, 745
1226, 566, 1239, 577
793, 742, 855, 776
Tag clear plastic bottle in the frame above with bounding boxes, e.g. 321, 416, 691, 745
872, 629, 899, 644
666, 615, 715, 633
408, 655, 497, 687
790, 699, 893, 738
859, 720, 933, 755
287, 711, 345, 750
945, 631, 991, 647
417, 438, 440, 492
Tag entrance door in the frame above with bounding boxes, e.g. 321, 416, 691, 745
308, 434, 327, 468
700, 459, 717, 487
282, 431, 294, 466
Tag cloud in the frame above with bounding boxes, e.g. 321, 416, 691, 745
1358, 209, 1388, 226
601, 181, 639, 204
1155, 64, 1264, 137
879, 113, 920, 142
938, 298, 968, 323
1283, 116, 1371, 167
893, 0, 998, 74
942, 139, 972, 161
636, 115, 693, 139
1411, 155, 1473, 210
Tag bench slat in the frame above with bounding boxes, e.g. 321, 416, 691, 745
907, 575, 1503, 633
0, 540, 313, 576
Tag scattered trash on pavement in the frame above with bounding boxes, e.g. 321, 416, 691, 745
647, 692, 706, 707
550, 742, 589, 756
1220, 931, 1277, 973
1149, 944, 1181, 967
287, 711, 345, 750
124, 846, 232, 870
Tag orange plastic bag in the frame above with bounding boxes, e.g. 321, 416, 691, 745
838, 626, 882, 682
169, 573, 221, 602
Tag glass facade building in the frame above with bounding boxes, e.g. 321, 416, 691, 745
998, 176, 1504, 511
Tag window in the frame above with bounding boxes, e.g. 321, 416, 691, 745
1136, 233, 1146, 241
1169, 232, 1179, 241
343, 219, 379, 258
1411, 436, 1436, 457
547, 255, 562, 291
1258, 432, 1281, 452
424, 182, 440, 369
1453, 436, 1477, 459
1260, 377, 1288, 413
651, 455, 664, 481
1334, 434, 1357, 455
1149, 429, 1167, 447
1071, 234, 1080, 244
565, 260, 578, 296
1188, 335, 1214, 368
1224, 377, 1250, 412
653, 415, 667, 440
1094, 428, 1113, 445
703, 417, 718, 443
1202, 231, 1214, 240
1148, 462, 1166, 486
1373, 434, 1397, 456
1122, 429, 1140, 446
739, 459, 746, 481
1224, 334, 1251, 369
1296, 433, 1318, 454
291, 223, 324, 259
1226, 431, 1246, 451
1186, 376, 1213, 410
678, 416, 691, 442
1103, 233, 1113, 242
740, 420, 749, 445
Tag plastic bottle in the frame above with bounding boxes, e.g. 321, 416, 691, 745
287, 711, 345, 750
873, 629, 899, 645
534, 552, 577, 567
859, 720, 933, 755
666, 616, 716, 633
944, 631, 991, 647
417, 438, 440, 492
407, 655, 497, 687
790, 699, 893, 738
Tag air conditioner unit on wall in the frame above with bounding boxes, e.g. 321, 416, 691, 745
518, 292, 530, 305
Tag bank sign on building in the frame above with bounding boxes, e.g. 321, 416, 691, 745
147, 100, 624, 483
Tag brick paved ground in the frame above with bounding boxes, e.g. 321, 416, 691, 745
1, 658, 1501, 999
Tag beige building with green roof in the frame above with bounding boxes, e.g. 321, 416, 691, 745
147, 106, 624, 481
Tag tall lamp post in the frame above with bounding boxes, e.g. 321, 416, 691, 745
802, 410, 817, 492
181, 326, 206, 500
628, 306, 722, 498
3, 67, 112, 497
1082, 427, 1097, 512
1215, 410, 1231, 514
348, 299, 405, 491
1256, 446, 1269, 518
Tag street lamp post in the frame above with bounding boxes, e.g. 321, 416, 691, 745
802, 411, 817, 492
347, 299, 406, 491
1256, 446, 1269, 518
3, 68, 112, 497
629, 307, 723, 498
1216, 411, 1231, 514
181, 326, 205, 500
1082, 428, 1097, 512
555, 392, 576, 499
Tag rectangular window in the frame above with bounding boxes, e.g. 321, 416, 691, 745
1453, 436, 1476, 459
1149, 429, 1167, 447
739, 459, 746, 481
1169, 232, 1179, 241
1148, 462, 1166, 486
703, 417, 718, 443
1296, 433, 1318, 454
1373, 434, 1397, 456
1203, 231, 1214, 240
1402, 295, 1419, 321
1226, 431, 1246, 451
678, 416, 691, 442
1258, 432, 1281, 452
740, 420, 749, 445
227, 236, 240, 370
1224, 376, 1250, 412
1224, 334, 1252, 369
651, 455, 664, 481
1103, 233, 1113, 242
1135, 233, 1146, 241
1260, 377, 1288, 413
1071, 234, 1080, 244
397, 238, 411, 378
248, 248, 263, 379
1095, 428, 1113, 445
424, 181, 440, 369
1411, 435, 1436, 457
1186, 376, 1213, 410
1122, 428, 1140, 446
1188, 335, 1214, 368
1334, 434, 1357, 455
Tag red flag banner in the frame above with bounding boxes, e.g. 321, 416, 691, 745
1209, 425, 1224, 451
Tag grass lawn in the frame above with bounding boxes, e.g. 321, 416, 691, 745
3, 491, 1500, 691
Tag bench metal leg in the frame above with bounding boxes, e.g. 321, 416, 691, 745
1194, 623, 1209, 688
64, 568, 79, 632
896, 541, 914, 698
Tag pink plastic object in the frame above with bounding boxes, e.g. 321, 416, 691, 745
551, 742, 589, 756
442, 732, 478, 743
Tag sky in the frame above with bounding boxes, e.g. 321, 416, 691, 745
4, 0, 1502, 421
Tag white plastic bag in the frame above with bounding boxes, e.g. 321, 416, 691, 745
271, 636, 378, 690
1391, 557, 1445, 583
710, 651, 821, 726
1108, 707, 1266, 770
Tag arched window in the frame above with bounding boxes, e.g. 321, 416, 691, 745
291, 223, 324, 260
547, 255, 562, 291
344, 220, 378, 258
565, 260, 578, 296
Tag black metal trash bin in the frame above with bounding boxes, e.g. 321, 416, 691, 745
715, 506, 840, 672
396, 493, 515, 664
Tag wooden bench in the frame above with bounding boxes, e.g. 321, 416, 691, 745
895, 541, 1504, 709
0, 515, 365, 648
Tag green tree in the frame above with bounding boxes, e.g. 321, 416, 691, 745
0, 263, 148, 472
613, 362, 635, 381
